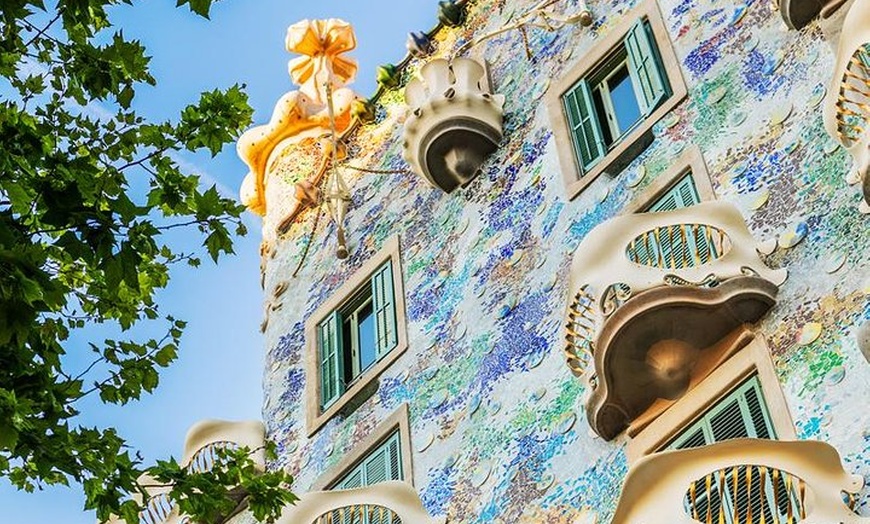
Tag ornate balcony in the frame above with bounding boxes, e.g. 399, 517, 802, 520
564, 201, 787, 440
823, 0, 870, 207
612, 439, 868, 523
106, 420, 266, 524
277, 481, 445, 524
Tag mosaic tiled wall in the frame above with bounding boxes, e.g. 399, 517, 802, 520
254, 0, 870, 521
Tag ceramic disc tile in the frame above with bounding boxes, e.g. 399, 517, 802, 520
626, 164, 646, 188
418, 432, 435, 452
557, 412, 577, 434
770, 103, 792, 126
809, 83, 826, 108
472, 463, 492, 487
708, 85, 728, 104
846, 168, 861, 186
824, 252, 846, 273
430, 389, 449, 408
779, 221, 808, 249
859, 200, 870, 215
825, 366, 845, 386
749, 190, 770, 210
823, 141, 839, 155
596, 185, 609, 203
755, 237, 778, 255
743, 36, 759, 53
729, 111, 747, 126
467, 394, 481, 416
796, 322, 822, 345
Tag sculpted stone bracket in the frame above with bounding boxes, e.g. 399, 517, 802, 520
275, 481, 446, 524
823, 0, 870, 207
564, 201, 787, 440
612, 439, 868, 523
403, 57, 505, 193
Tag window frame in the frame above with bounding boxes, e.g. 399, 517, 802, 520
546, 0, 688, 200
305, 236, 408, 437
624, 145, 715, 214
311, 403, 414, 491
626, 333, 796, 462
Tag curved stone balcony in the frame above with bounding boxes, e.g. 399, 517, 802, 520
403, 57, 505, 193
778, 0, 848, 30
277, 481, 445, 524
564, 201, 787, 440
612, 439, 868, 524
823, 0, 870, 207
105, 420, 266, 524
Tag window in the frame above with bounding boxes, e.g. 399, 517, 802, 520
643, 172, 701, 212
319, 261, 397, 410
665, 376, 796, 524
564, 20, 669, 173
665, 376, 776, 450
332, 430, 403, 490
547, 0, 687, 200
305, 236, 408, 436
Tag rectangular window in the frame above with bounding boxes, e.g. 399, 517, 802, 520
332, 430, 403, 489
319, 261, 398, 410
562, 19, 670, 175
666, 377, 795, 523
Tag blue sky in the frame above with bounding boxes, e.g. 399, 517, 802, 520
0, 0, 435, 522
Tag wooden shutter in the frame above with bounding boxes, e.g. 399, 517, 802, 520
333, 431, 403, 490
668, 377, 784, 524
318, 311, 344, 410
625, 19, 668, 115
642, 174, 713, 268
371, 261, 398, 359
562, 79, 607, 172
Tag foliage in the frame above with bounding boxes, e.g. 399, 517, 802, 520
0, 0, 295, 522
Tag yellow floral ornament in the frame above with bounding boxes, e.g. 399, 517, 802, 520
237, 19, 359, 216
286, 19, 358, 102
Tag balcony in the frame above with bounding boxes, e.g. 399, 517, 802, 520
107, 420, 266, 524
612, 439, 868, 523
564, 201, 787, 440
823, 0, 870, 207
277, 481, 445, 524
778, 0, 850, 30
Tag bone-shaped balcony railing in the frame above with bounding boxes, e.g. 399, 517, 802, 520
563, 202, 787, 440
103, 420, 266, 524
276, 481, 446, 524
612, 439, 868, 524
823, 0, 870, 207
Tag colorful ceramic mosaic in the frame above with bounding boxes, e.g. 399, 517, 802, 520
244, 0, 869, 521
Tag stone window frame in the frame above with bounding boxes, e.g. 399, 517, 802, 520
626, 333, 796, 462
545, 0, 688, 201
304, 236, 409, 437
624, 145, 715, 214
311, 403, 414, 491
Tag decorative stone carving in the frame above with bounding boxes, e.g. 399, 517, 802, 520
237, 19, 359, 217
403, 57, 505, 193
564, 201, 787, 440
613, 439, 868, 523
823, 0, 870, 207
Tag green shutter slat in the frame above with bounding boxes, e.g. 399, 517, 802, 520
363, 446, 389, 485
625, 19, 668, 115
319, 311, 344, 410
371, 261, 397, 359
336, 468, 363, 490
386, 431, 402, 481
563, 79, 607, 173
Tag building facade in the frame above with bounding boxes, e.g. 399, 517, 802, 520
191, 0, 870, 522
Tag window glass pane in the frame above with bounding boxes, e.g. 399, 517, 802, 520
608, 64, 642, 136
358, 301, 376, 373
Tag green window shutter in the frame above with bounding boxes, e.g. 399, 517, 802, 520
563, 79, 607, 173
625, 19, 668, 116
371, 261, 398, 359
643, 174, 708, 268
333, 431, 403, 490
648, 174, 700, 212
318, 311, 344, 410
